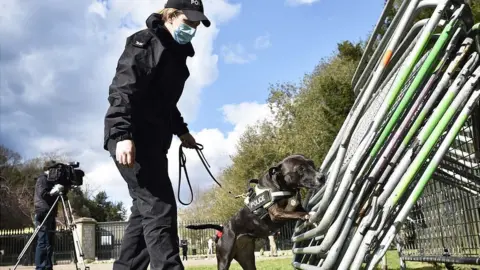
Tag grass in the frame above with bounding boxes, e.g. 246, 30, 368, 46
186, 258, 293, 270
185, 251, 480, 270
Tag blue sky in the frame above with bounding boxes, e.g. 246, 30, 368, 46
196, 0, 384, 131
0, 0, 384, 214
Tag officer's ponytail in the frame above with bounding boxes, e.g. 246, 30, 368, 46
157, 8, 180, 22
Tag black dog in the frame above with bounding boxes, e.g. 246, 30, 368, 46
186, 154, 324, 270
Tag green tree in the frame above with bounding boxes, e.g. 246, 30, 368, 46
472, 0, 480, 23
0, 145, 126, 229
88, 191, 126, 222
179, 0, 480, 222
179, 40, 361, 221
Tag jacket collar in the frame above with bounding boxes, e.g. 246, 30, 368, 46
145, 13, 195, 57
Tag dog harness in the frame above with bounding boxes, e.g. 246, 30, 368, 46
243, 182, 299, 219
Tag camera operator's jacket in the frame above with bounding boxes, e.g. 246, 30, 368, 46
34, 174, 58, 216
104, 13, 192, 153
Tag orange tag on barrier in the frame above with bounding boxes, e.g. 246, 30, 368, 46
382, 50, 393, 67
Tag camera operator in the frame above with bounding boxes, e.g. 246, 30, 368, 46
33, 161, 64, 270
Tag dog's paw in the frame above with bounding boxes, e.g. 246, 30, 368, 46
306, 211, 316, 222
302, 212, 318, 227
303, 219, 318, 228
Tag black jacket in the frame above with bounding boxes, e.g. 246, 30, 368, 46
104, 13, 193, 153
34, 174, 58, 216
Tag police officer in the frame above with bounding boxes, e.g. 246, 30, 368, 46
180, 239, 188, 261
33, 161, 64, 270
103, 0, 211, 269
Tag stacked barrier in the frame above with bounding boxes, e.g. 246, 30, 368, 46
291, 0, 480, 269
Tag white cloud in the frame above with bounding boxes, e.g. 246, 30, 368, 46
0, 0, 268, 218
220, 34, 271, 64
221, 43, 257, 64
86, 102, 274, 216
286, 0, 321, 6
88, 1, 108, 18
254, 33, 272, 50
0, 0, 279, 220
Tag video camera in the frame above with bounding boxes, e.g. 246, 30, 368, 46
46, 161, 85, 187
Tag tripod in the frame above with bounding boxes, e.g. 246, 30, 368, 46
12, 191, 89, 270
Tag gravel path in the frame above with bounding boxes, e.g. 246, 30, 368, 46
0, 255, 291, 270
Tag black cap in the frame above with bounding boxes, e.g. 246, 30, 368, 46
164, 0, 211, 27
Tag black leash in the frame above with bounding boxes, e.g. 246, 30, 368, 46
178, 143, 234, 206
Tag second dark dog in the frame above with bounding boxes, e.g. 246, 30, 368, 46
186, 154, 324, 270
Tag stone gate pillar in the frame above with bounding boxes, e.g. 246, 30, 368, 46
75, 217, 97, 261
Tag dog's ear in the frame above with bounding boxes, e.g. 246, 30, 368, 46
246, 178, 259, 191
268, 164, 282, 176
268, 164, 286, 190
248, 178, 259, 185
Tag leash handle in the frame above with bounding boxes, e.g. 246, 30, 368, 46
177, 142, 235, 206
178, 144, 194, 206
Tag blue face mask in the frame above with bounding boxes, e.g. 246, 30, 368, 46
173, 23, 196, 45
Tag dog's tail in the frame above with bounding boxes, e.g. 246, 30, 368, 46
185, 224, 223, 231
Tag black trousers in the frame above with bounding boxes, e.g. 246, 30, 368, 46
108, 140, 183, 270
182, 247, 188, 261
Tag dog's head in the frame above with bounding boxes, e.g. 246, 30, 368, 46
261, 154, 325, 191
